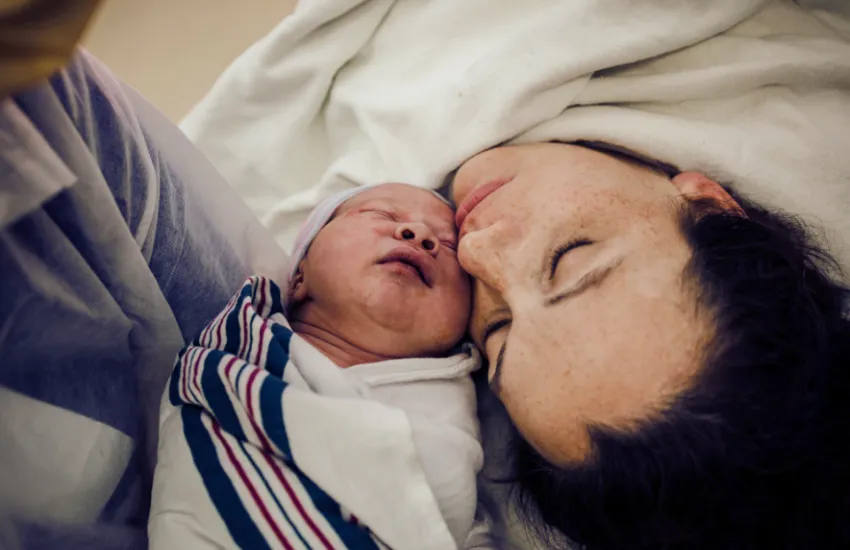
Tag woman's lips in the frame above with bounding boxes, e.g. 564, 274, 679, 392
455, 177, 513, 230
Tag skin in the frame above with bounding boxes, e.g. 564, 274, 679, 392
452, 143, 739, 465
289, 184, 471, 366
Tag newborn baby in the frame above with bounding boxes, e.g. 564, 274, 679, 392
150, 183, 484, 550
285, 182, 472, 365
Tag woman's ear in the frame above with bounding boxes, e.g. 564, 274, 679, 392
672, 172, 744, 215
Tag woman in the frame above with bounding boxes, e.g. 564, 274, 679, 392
452, 142, 850, 549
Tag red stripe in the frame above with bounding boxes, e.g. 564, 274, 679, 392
257, 277, 268, 318
200, 319, 212, 348
221, 356, 241, 404
261, 453, 335, 550
204, 278, 334, 548
244, 369, 278, 458
244, 369, 268, 447
215, 295, 238, 349
182, 349, 194, 403
204, 295, 228, 348
202, 294, 231, 346
244, 353, 335, 549
215, 295, 233, 351
241, 277, 268, 362
238, 301, 251, 359
254, 318, 268, 370
210, 421, 294, 550
184, 349, 204, 405
223, 355, 240, 387
180, 350, 190, 403
192, 347, 204, 399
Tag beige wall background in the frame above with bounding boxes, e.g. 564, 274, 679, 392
84, 0, 297, 122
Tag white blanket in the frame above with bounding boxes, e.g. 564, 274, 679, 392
150, 277, 483, 549
282, 329, 485, 547
183, 0, 850, 270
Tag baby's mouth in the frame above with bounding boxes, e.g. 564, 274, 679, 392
381, 259, 427, 285
378, 248, 435, 287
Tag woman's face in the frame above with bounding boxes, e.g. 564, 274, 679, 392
453, 143, 710, 464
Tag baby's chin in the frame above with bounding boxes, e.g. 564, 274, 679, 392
372, 338, 464, 359
358, 305, 465, 353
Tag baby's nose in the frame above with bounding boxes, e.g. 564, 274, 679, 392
394, 222, 440, 256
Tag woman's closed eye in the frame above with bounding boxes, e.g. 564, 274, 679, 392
549, 238, 593, 279
482, 317, 511, 389
482, 317, 511, 345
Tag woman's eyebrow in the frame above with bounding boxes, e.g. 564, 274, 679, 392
545, 257, 624, 307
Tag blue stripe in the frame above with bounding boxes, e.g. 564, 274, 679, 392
173, 277, 375, 547
244, 296, 257, 363
250, 276, 264, 315
223, 284, 252, 356
268, 280, 285, 316
200, 350, 246, 441
168, 348, 187, 406
266, 324, 293, 378
185, 348, 209, 405
191, 322, 205, 347
234, 358, 250, 395
292, 466, 381, 549
259, 374, 291, 458
236, 439, 311, 549
182, 407, 271, 550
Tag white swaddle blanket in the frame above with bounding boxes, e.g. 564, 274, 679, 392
149, 277, 483, 549
182, 0, 850, 270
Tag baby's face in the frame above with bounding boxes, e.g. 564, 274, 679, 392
293, 184, 471, 357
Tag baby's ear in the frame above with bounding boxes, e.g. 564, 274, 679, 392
289, 267, 309, 303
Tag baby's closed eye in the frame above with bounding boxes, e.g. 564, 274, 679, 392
365, 209, 397, 221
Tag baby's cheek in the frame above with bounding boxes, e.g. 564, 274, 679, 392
450, 266, 473, 300
453, 277, 474, 332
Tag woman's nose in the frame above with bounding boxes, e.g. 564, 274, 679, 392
457, 222, 510, 294
394, 222, 440, 256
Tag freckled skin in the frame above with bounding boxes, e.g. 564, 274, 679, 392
453, 144, 722, 465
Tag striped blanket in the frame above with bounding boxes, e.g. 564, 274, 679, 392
149, 277, 458, 550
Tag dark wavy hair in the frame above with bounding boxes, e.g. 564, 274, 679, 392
512, 190, 850, 550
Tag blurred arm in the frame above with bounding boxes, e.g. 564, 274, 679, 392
0, 0, 101, 97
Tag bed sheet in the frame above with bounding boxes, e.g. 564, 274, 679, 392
183, 0, 850, 272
